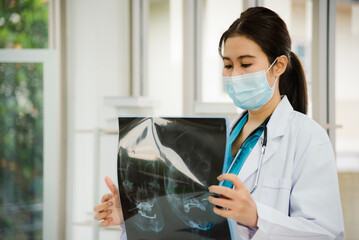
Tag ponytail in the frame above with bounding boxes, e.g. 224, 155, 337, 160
279, 51, 308, 114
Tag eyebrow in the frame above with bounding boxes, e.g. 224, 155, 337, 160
222, 55, 256, 61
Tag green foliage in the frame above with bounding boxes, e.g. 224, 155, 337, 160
0, 0, 48, 239
0, 0, 48, 48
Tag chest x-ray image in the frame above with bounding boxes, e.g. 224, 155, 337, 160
117, 117, 232, 239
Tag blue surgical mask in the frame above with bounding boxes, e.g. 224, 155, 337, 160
223, 57, 278, 111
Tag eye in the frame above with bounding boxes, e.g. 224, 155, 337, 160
241, 64, 251, 68
224, 65, 232, 69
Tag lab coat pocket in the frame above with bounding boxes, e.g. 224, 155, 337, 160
260, 177, 292, 211
262, 177, 291, 189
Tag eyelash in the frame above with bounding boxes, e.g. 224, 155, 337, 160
224, 64, 251, 69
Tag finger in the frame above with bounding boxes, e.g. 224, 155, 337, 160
93, 201, 113, 212
101, 193, 112, 203
213, 206, 233, 219
208, 196, 233, 209
208, 186, 235, 199
100, 217, 113, 227
217, 173, 245, 190
105, 176, 119, 195
94, 211, 110, 221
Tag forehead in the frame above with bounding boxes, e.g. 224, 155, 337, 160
223, 35, 265, 59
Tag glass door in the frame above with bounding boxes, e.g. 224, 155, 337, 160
0, 62, 44, 239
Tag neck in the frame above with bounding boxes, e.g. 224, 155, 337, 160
247, 93, 281, 124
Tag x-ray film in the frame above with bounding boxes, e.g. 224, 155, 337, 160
117, 117, 232, 240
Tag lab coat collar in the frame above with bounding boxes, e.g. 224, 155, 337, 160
266, 95, 293, 139
234, 96, 294, 183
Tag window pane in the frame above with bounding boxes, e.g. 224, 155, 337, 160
0, 0, 48, 49
263, 0, 313, 116
335, 2, 359, 169
0, 63, 44, 239
201, 0, 243, 103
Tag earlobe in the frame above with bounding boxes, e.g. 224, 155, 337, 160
275, 55, 288, 75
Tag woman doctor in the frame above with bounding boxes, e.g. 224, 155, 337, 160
94, 7, 344, 239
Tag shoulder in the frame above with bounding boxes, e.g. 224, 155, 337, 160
285, 112, 337, 184
286, 111, 333, 166
289, 111, 330, 146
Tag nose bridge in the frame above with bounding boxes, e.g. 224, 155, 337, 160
231, 64, 242, 77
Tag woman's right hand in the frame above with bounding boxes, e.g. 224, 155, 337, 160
94, 176, 124, 226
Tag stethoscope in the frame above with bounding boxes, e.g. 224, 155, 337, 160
223, 115, 270, 195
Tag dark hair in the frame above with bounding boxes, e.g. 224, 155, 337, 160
219, 7, 308, 114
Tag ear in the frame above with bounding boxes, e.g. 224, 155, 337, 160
273, 55, 288, 77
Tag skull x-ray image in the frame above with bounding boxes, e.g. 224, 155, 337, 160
118, 117, 232, 240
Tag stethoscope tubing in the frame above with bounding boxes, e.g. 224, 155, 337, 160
224, 124, 268, 195
250, 143, 266, 194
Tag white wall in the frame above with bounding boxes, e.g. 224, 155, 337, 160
68, 0, 130, 129
66, 0, 130, 239
148, 0, 183, 116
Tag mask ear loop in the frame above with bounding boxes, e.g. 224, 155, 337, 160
265, 57, 279, 74
271, 76, 279, 88
265, 57, 279, 88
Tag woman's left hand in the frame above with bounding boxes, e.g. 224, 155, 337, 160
207, 173, 258, 228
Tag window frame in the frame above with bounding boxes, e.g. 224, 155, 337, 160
0, 49, 62, 240
131, 0, 149, 97
0, 0, 66, 238
310, 0, 337, 146
183, 0, 251, 117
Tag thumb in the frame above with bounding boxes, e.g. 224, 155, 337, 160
105, 176, 118, 195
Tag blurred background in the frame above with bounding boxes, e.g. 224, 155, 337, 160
0, 0, 358, 239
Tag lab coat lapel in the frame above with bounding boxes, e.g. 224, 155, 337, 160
237, 96, 293, 183
237, 138, 279, 183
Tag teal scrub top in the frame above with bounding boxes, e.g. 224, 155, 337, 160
222, 113, 265, 189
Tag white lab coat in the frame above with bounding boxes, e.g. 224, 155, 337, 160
119, 96, 344, 240
229, 96, 344, 240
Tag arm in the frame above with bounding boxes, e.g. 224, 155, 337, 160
252, 141, 344, 239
